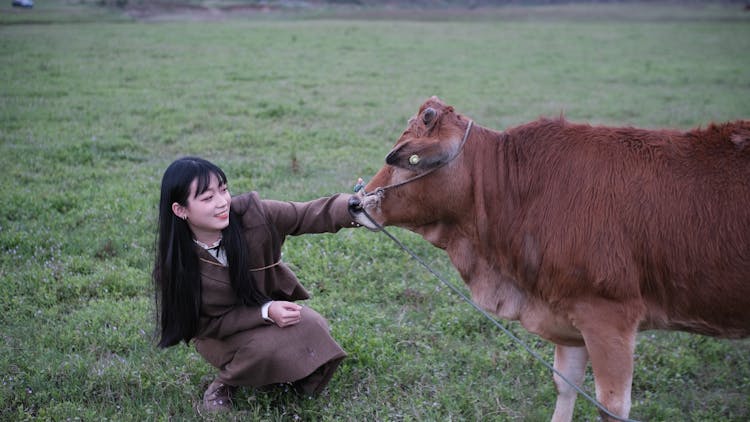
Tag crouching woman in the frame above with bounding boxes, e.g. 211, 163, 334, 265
153, 157, 361, 411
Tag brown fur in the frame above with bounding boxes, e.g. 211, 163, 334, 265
358, 97, 750, 421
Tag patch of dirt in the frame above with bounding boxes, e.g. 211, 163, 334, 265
123, 2, 283, 22
121, 1, 750, 23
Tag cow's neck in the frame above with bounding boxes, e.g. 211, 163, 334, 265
409, 128, 583, 344
414, 125, 519, 270
414, 127, 528, 314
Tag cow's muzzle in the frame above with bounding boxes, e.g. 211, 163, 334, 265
348, 193, 382, 231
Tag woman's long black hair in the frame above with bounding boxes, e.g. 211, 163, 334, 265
153, 157, 268, 348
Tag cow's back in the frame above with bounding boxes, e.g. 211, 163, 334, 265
495, 119, 750, 338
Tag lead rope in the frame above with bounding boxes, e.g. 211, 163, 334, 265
358, 207, 638, 422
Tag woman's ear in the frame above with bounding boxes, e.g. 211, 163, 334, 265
172, 202, 187, 220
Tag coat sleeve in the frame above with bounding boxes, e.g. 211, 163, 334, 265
261, 193, 359, 237
198, 305, 267, 339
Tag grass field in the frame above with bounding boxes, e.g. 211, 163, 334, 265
1, 1, 749, 420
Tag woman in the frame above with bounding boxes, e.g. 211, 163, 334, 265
153, 156, 361, 411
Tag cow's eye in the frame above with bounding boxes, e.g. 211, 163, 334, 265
422, 108, 436, 125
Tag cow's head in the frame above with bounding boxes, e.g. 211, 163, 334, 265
353, 96, 473, 231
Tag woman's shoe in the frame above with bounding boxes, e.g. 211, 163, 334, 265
203, 379, 235, 412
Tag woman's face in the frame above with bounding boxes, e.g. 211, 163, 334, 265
172, 173, 231, 244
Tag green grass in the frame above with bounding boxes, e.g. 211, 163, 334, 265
2, 1, 750, 420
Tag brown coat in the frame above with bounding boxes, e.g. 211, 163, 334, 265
192, 191, 358, 388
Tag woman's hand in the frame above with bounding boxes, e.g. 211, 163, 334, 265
268, 301, 302, 327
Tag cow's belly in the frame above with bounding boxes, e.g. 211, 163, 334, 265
446, 240, 584, 345
518, 297, 584, 346
465, 269, 584, 346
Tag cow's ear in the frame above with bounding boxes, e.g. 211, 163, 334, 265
386, 140, 452, 171
422, 107, 437, 125
410, 146, 452, 171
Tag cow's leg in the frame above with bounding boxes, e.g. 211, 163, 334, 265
551, 344, 589, 422
578, 319, 638, 421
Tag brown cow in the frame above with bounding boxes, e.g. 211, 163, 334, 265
350, 96, 750, 421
